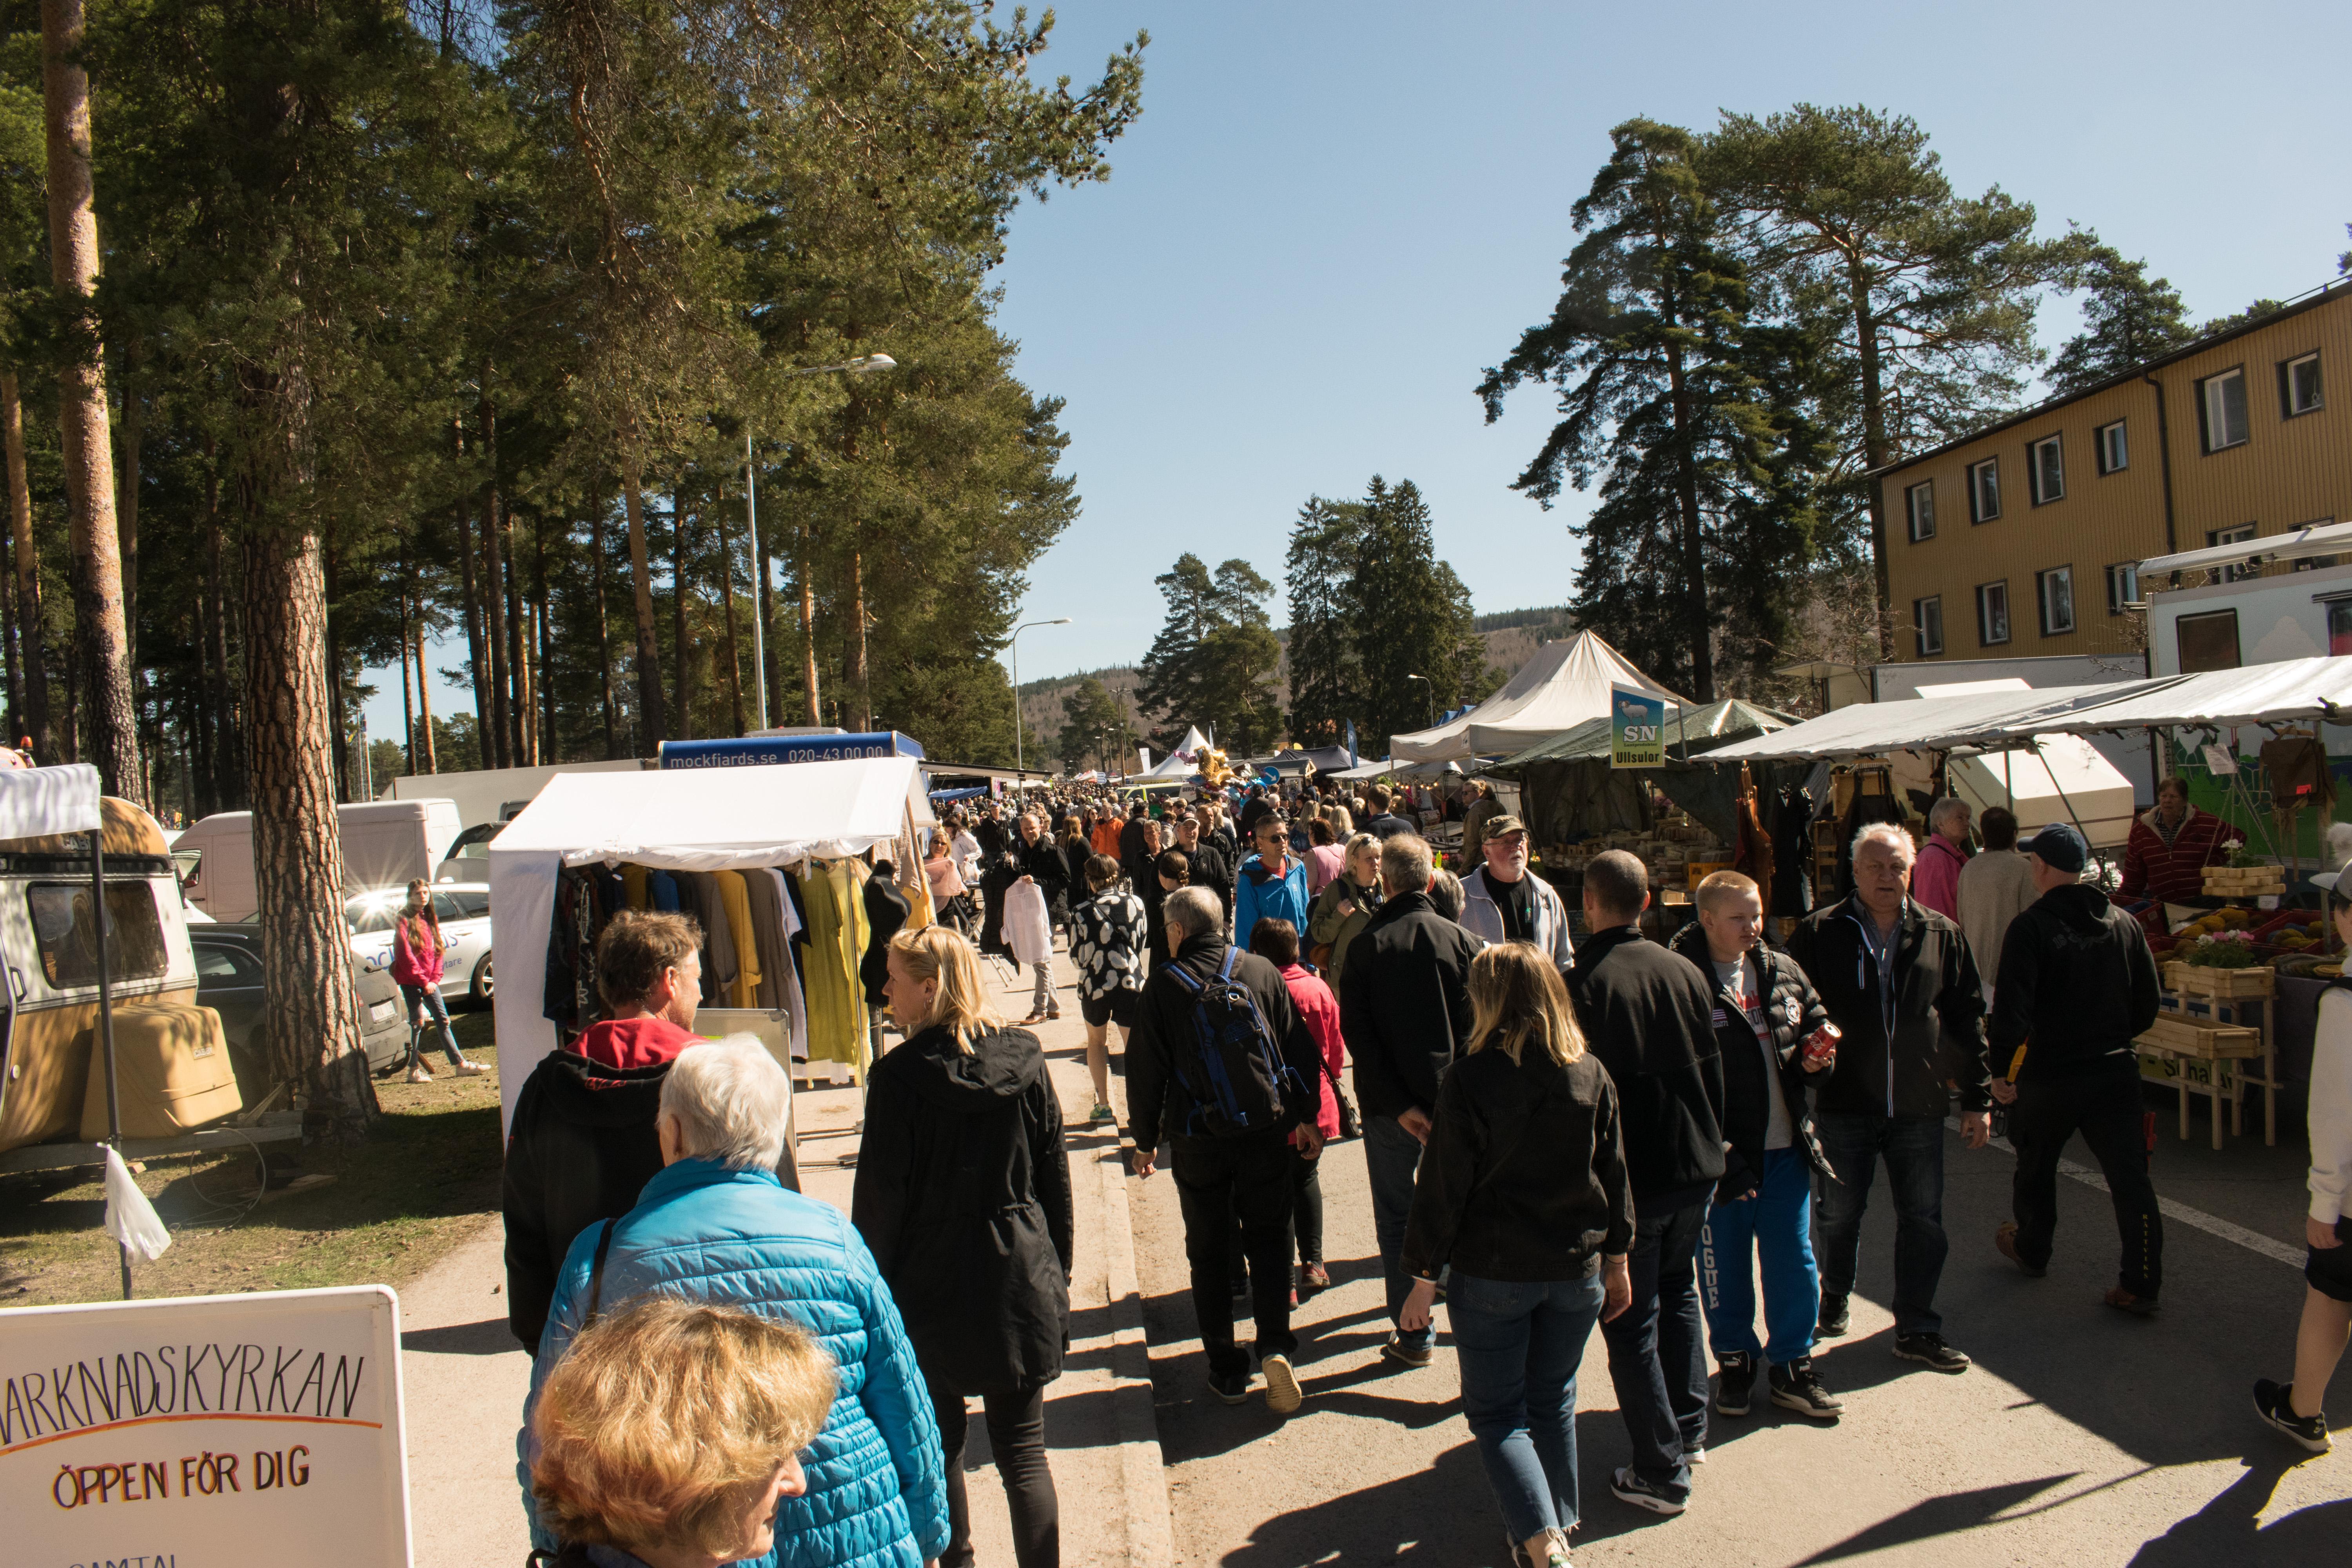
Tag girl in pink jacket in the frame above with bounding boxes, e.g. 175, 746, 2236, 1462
392, 880, 485, 1082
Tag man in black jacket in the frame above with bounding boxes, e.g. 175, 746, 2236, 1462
1668, 873, 1842, 1424
1362, 784, 1416, 842
1988, 823, 2166, 1312
1127, 885, 1327, 1413
1787, 822, 1991, 1377
1566, 850, 1726, 1516
1174, 814, 1233, 925
1339, 831, 1480, 1367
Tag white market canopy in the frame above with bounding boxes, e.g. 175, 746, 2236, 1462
1391, 631, 1684, 762
1140, 726, 1212, 779
487, 755, 935, 1131
2138, 521, 2352, 580
1703, 656, 2352, 764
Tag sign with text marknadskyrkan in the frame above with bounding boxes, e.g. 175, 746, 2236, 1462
1610, 686, 1666, 770
1, 1285, 411, 1568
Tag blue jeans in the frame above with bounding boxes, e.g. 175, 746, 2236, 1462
400, 982, 464, 1068
1814, 1111, 1947, 1336
1599, 1190, 1709, 1499
1700, 1148, 1820, 1365
1365, 1115, 1431, 1350
1447, 1269, 1606, 1541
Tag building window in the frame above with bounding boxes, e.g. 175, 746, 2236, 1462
1914, 595, 1944, 656
2096, 419, 2128, 474
2176, 609, 2239, 673
2106, 562, 2140, 613
2029, 434, 2064, 504
2282, 352, 2323, 418
2037, 566, 2075, 635
1905, 481, 1935, 542
2210, 523, 2257, 584
1976, 581, 2011, 646
2200, 367, 2249, 452
1968, 458, 2001, 522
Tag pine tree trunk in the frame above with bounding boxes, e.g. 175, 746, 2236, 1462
397, 578, 414, 775
2, 530, 19, 744
117, 388, 139, 672
1661, 328, 1715, 702
532, 524, 550, 764
324, 539, 349, 800
412, 590, 436, 774
2, 370, 47, 759
797, 524, 820, 724
618, 421, 665, 745
453, 417, 490, 760
847, 546, 870, 730
39, 0, 138, 800
203, 466, 243, 811
187, 604, 214, 818
592, 488, 617, 758
479, 389, 510, 770
716, 492, 745, 736
754, 508, 781, 733
503, 499, 526, 764
671, 493, 692, 742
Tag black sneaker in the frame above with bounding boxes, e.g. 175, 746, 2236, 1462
1608, 1465, 1687, 1516
1714, 1351, 1756, 1417
2253, 1378, 2332, 1453
1768, 1357, 1846, 1419
1892, 1332, 1971, 1373
1380, 1334, 1434, 1369
1207, 1368, 1251, 1405
1817, 1292, 1850, 1338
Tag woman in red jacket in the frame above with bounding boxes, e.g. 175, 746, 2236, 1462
1251, 916, 1346, 1293
392, 880, 485, 1082
2118, 777, 2236, 906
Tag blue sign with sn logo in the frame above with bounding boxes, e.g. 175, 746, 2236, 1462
1611, 686, 1666, 769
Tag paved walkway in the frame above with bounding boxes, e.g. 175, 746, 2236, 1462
396, 942, 1171, 1568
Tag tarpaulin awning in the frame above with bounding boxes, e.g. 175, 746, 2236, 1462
1976, 656, 2352, 738
1487, 699, 1795, 772
1390, 631, 1685, 762
1698, 680, 2169, 762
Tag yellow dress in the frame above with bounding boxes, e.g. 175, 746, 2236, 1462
714, 869, 762, 1009
799, 859, 873, 1080
622, 865, 649, 909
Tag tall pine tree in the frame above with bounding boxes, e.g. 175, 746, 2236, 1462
2049, 245, 2196, 394
1349, 476, 1481, 747
1282, 495, 1363, 746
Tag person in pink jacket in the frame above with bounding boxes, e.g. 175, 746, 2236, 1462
392, 879, 486, 1082
1911, 799, 1972, 922
1251, 916, 1347, 1293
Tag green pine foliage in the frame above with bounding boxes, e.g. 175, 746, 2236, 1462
2049, 247, 2198, 394
1134, 553, 1283, 757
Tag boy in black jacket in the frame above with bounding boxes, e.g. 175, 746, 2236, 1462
1988, 824, 2165, 1312
1566, 851, 1726, 1517
1668, 873, 1842, 1424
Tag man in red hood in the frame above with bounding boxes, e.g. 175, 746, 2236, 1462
574, 910, 705, 1069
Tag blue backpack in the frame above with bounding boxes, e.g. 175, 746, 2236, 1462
1163, 948, 1303, 1138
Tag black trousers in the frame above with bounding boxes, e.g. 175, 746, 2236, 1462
2009, 1062, 2163, 1299
1227, 1146, 1325, 1276
928, 1376, 1058, 1568
1173, 1129, 1299, 1376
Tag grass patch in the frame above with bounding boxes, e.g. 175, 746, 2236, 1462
0, 1005, 508, 1308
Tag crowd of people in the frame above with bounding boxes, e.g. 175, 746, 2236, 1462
502, 769, 2352, 1568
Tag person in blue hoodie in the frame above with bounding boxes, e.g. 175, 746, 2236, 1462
521, 1036, 950, 1568
1234, 812, 1312, 946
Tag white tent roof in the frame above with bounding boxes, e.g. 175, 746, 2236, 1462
488, 756, 933, 1131
0, 763, 101, 839
1141, 726, 1212, 779
1391, 631, 1685, 762
1980, 655, 2352, 738
2139, 522, 2352, 579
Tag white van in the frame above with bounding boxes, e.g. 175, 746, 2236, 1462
177, 799, 465, 922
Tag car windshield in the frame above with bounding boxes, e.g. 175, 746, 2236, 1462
346, 900, 402, 935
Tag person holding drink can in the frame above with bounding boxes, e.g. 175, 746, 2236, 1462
1669, 871, 1845, 1423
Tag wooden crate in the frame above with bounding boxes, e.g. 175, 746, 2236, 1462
2137, 1009, 2266, 1149
2203, 866, 2286, 897
2163, 962, 2276, 1000
2136, 1011, 2265, 1059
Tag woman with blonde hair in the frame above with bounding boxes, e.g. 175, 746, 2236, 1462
1398, 943, 1635, 1568
529, 1296, 837, 1568
855, 924, 1071, 1568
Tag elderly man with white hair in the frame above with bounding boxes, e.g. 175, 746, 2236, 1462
520, 1037, 950, 1568
1786, 822, 1992, 1378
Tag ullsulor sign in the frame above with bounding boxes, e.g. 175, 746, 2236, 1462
1610, 686, 1666, 770
0, 1285, 410, 1568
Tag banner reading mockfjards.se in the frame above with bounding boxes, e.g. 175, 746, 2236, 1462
658, 731, 926, 769
1, 1285, 410, 1568
1610, 686, 1665, 770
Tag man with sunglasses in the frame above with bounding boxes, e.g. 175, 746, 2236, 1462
1235, 813, 1312, 947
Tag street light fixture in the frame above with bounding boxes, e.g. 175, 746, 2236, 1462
1009, 617, 1071, 777
744, 353, 897, 730
1405, 673, 1435, 728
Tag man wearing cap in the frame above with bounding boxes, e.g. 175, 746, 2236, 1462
1459, 815, 1575, 971
1987, 823, 2166, 1312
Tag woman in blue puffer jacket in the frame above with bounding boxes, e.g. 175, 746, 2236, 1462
521, 1036, 950, 1568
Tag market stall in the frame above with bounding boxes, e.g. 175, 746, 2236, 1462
1391, 630, 1683, 762
487, 755, 936, 1134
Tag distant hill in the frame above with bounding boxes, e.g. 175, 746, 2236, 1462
1015, 606, 1577, 759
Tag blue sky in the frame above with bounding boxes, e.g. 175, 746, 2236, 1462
360, 0, 2352, 745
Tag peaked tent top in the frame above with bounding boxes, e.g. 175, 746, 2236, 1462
1391, 631, 1686, 762
1141, 725, 1213, 778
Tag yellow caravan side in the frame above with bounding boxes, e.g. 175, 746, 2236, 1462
0, 797, 225, 1153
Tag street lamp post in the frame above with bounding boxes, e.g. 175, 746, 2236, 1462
1405, 673, 1435, 728
746, 353, 895, 730
1009, 617, 1071, 779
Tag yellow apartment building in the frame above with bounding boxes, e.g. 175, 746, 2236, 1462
1875, 279, 2352, 667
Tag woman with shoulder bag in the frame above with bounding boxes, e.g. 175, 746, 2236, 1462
1398, 942, 1633, 1568
854, 925, 1073, 1568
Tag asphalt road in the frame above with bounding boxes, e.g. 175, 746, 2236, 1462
1127, 1094, 2350, 1567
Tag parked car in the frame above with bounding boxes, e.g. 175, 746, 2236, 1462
343, 882, 494, 1003
190, 926, 410, 1099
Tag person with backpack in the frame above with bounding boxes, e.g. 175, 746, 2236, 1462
1126, 885, 1328, 1413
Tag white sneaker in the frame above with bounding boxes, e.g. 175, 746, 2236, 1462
406, 1063, 434, 1083
1261, 1353, 1302, 1415
452, 1059, 488, 1078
